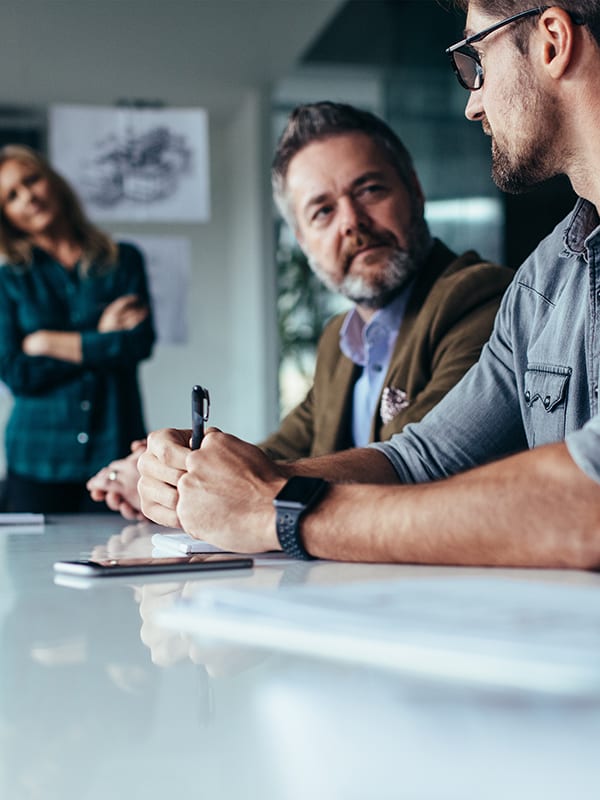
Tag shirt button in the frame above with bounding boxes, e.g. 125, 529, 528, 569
77, 432, 89, 444
594, 385, 599, 398
80, 400, 91, 411
524, 390, 531, 403
373, 364, 383, 372
543, 395, 551, 409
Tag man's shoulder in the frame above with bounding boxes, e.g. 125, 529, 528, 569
424, 245, 515, 307
438, 248, 513, 283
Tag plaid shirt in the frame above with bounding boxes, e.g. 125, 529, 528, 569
0, 242, 155, 482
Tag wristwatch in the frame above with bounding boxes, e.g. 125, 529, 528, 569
273, 476, 329, 560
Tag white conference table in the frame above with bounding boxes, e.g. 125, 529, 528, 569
2, 513, 600, 800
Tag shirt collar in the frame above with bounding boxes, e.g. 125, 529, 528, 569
563, 198, 600, 255
339, 281, 414, 366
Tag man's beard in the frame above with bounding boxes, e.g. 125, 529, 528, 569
308, 214, 431, 310
491, 135, 556, 194
488, 79, 559, 194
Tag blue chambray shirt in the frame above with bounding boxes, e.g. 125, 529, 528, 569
339, 287, 413, 447
370, 198, 600, 486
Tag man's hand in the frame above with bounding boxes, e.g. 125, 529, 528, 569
97, 294, 148, 332
138, 428, 192, 529
87, 440, 147, 520
176, 429, 286, 553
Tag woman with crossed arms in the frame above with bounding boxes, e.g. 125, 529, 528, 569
0, 145, 155, 512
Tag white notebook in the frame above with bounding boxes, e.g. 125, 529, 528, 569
0, 512, 45, 534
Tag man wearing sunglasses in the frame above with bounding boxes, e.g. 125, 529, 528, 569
140, 3, 600, 569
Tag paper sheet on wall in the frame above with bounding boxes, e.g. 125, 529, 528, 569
116, 234, 191, 344
160, 575, 600, 695
49, 104, 210, 222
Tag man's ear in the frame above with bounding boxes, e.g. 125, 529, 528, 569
538, 7, 577, 79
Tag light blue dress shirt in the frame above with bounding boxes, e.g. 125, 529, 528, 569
370, 198, 600, 486
340, 286, 413, 447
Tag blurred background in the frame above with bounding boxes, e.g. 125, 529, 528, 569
0, 0, 576, 476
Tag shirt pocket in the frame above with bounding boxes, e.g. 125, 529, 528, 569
523, 364, 571, 447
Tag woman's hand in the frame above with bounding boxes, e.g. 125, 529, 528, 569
87, 446, 147, 520
22, 330, 82, 362
97, 294, 148, 332
22, 330, 51, 356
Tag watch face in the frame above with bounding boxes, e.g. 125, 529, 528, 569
274, 476, 327, 507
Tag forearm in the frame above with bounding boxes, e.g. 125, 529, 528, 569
301, 443, 600, 568
81, 318, 155, 367
23, 330, 83, 363
280, 447, 400, 483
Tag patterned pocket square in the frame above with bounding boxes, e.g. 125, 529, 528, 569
380, 386, 410, 425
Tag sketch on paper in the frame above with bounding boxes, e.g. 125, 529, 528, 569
49, 105, 210, 222
81, 126, 192, 208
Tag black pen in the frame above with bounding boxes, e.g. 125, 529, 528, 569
191, 385, 210, 450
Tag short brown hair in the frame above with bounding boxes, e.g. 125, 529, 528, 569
271, 102, 419, 225
453, 1, 600, 49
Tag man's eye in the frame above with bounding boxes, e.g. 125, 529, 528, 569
24, 174, 40, 187
312, 205, 332, 221
359, 184, 385, 197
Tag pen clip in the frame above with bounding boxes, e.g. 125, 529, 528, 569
194, 385, 210, 422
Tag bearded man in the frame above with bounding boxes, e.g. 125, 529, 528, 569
89, 102, 511, 518
260, 101, 512, 459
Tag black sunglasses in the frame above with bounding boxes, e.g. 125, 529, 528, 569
445, 5, 584, 91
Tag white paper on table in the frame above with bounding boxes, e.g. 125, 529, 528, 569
159, 576, 600, 695
0, 513, 45, 534
152, 532, 223, 555
151, 532, 295, 565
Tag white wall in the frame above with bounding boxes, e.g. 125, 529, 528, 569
120, 90, 278, 444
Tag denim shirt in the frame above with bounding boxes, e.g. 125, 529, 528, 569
371, 198, 600, 486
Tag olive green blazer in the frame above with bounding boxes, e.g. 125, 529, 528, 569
260, 239, 514, 460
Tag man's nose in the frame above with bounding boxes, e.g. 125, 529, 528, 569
465, 90, 484, 121
339, 197, 368, 237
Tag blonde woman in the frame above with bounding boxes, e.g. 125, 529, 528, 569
0, 145, 155, 512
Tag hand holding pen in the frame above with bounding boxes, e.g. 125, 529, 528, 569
191, 385, 210, 450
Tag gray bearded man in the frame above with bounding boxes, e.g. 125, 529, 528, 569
90, 102, 511, 516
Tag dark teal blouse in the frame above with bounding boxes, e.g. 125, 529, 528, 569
0, 242, 155, 482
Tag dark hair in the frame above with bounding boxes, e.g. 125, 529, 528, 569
453, 1, 600, 49
271, 101, 418, 225
0, 144, 117, 271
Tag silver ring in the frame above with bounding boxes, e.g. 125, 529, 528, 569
108, 470, 119, 481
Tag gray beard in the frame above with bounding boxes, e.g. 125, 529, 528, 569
309, 248, 417, 308
308, 217, 432, 310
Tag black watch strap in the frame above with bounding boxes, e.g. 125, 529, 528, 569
273, 476, 329, 560
275, 507, 315, 560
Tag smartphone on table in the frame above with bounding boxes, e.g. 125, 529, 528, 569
53, 554, 253, 578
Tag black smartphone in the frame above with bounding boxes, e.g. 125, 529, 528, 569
53, 554, 253, 578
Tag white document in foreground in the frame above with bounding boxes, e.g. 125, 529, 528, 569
159, 576, 600, 695
0, 513, 45, 534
